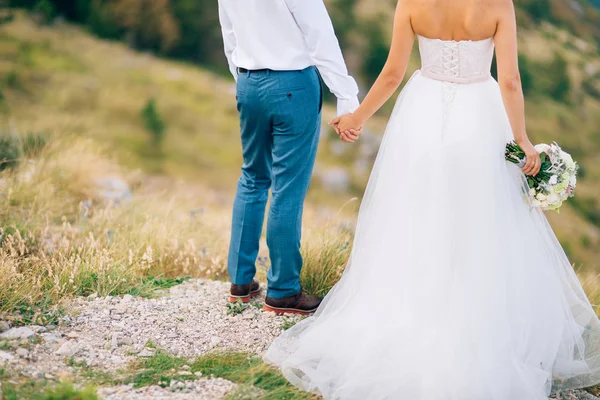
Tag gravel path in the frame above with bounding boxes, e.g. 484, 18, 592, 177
0, 279, 296, 399
0, 279, 598, 399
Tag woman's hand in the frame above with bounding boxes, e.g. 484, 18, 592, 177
329, 113, 364, 143
518, 139, 541, 176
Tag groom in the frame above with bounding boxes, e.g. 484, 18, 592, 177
218, 0, 360, 314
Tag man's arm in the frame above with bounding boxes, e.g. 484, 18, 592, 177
218, 1, 237, 80
286, 0, 360, 116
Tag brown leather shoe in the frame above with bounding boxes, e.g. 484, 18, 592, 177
263, 292, 323, 315
229, 279, 261, 303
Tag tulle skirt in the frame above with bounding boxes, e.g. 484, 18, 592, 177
264, 71, 600, 400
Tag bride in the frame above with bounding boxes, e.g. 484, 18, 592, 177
264, 0, 600, 399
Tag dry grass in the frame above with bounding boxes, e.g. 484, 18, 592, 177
0, 134, 351, 322
0, 135, 232, 322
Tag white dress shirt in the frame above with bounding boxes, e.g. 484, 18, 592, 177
217, 0, 360, 116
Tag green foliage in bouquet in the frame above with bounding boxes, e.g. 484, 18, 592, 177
505, 141, 553, 188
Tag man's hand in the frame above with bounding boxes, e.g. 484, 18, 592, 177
329, 113, 364, 143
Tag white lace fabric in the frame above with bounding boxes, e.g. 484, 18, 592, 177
418, 36, 494, 83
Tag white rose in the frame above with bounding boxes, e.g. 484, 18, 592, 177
532, 199, 542, 208
547, 194, 559, 204
549, 175, 558, 185
534, 143, 551, 153
541, 200, 549, 209
536, 193, 546, 201
560, 151, 573, 165
529, 189, 536, 196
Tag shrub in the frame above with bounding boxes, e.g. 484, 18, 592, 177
523, 0, 553, 23
362, 17, 389, 86
0, 133, 47, 171
547, 53, 571, 103
141, 98, 166, 146
0, 135, 20, 171
582, 77, 600, 100
328, 0, 359, 51
32, 0, 56, 25
519, 54, 535, 96
4, 70, 21, 89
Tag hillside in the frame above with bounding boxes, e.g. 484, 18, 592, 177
1, 8, 600, 399
0, 12, 599, 283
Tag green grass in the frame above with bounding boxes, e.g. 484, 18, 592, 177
0, 369, 98, 400
2, 300, 64, 327
124, 276, 191, 297
226, 299, 255, 316
280, 316, 304, 331
0, 350, 317, 400
65, 358, 121, 386
129, 350, 317, 399
300, 222, 353, 298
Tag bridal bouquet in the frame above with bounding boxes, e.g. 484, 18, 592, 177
505, 141, 578, 211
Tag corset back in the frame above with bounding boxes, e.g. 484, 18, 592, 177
418, 36, 495, 84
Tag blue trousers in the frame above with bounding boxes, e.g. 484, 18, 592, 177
228, 67, 322, 299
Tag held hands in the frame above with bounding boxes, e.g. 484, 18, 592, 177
518, 139, 541, 176
329, 113, 364, 143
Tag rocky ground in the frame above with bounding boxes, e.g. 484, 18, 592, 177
0, 279, 300, 399
0, 279, 598, 399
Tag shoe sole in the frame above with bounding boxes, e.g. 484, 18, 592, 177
262, 304, 317, 316
228, 289, 261, 303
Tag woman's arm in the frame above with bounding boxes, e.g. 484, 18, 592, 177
495, 0, 540, 176
331, 0, 414, 142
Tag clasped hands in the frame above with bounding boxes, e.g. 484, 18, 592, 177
329, 113, 364, 143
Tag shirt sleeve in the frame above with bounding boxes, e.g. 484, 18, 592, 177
218, 1, 238, 81
285, 0, 360, 116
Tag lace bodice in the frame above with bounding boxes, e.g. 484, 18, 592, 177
418, 36, 494, 84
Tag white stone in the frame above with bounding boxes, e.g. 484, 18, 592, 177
55, 341, 80, 357
110, 355, 123, 364
137, 349, 154, 357
0, 321, 11, 332
112, 304, 128, 314
242, 311, 255, 320
0, 327, 35, 340
111, 333, 119, 349
16, 348, 28, 358
29, 325, 46, 333
118, 337, 134, 346
0, 350, 14, 362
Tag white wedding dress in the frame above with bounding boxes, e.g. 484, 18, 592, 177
264, 36, 600, 400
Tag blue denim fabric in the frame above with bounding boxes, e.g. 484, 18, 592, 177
228, 67, 322, 299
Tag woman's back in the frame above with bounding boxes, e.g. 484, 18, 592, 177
408, 0, 501, 41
